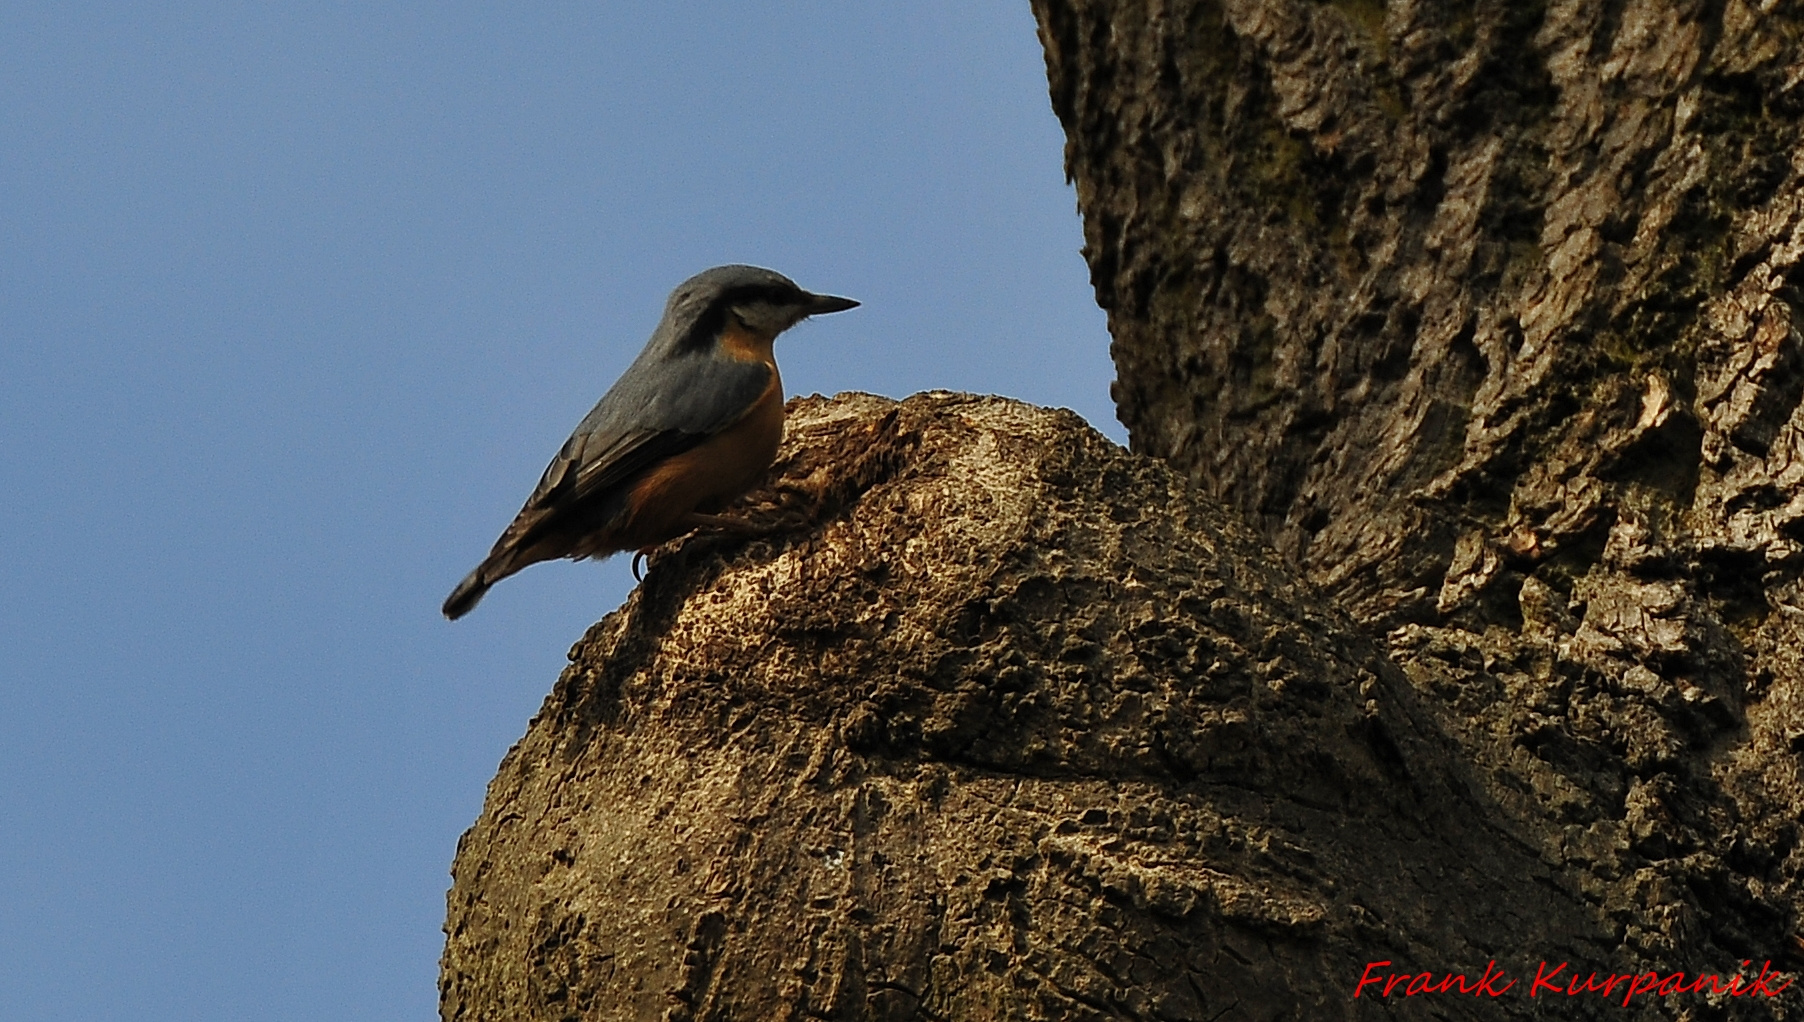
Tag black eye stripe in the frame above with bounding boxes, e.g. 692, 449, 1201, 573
672, 280, 802, 352
721, 283, 800, 307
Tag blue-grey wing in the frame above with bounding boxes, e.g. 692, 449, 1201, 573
450, 348, 777, 614
527, 351, 774, 512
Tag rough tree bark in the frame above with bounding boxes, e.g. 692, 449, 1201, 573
1034, 0, 1803, 1004
443, 394, 1609, 1021
442, 1, 1804, 1019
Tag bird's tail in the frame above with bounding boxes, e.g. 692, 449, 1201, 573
442, 564, 493, 620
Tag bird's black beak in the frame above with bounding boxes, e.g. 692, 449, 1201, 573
805, 292, 859, 315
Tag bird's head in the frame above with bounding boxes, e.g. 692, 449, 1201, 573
662, 265, 858, 350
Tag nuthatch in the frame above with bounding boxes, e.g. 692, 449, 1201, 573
443, 264, 858, 619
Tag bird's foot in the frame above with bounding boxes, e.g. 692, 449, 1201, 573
677, 512, 764, 535
633, 511, 809, 582
682, 510, 818, 537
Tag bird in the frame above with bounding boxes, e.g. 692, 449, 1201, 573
442, 264, 858, 620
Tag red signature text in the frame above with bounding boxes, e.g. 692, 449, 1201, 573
1356, 959, 1793, 1006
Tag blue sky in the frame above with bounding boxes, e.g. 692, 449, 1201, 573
0, 4, 1113, 1019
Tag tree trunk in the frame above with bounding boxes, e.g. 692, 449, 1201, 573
444, 394, 1604, 1021
442, 1, 1804, 1018
1034, 0, 1802, 1000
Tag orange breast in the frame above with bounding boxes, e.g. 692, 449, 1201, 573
716, 320, 778, 364
612, 367, 785, 549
